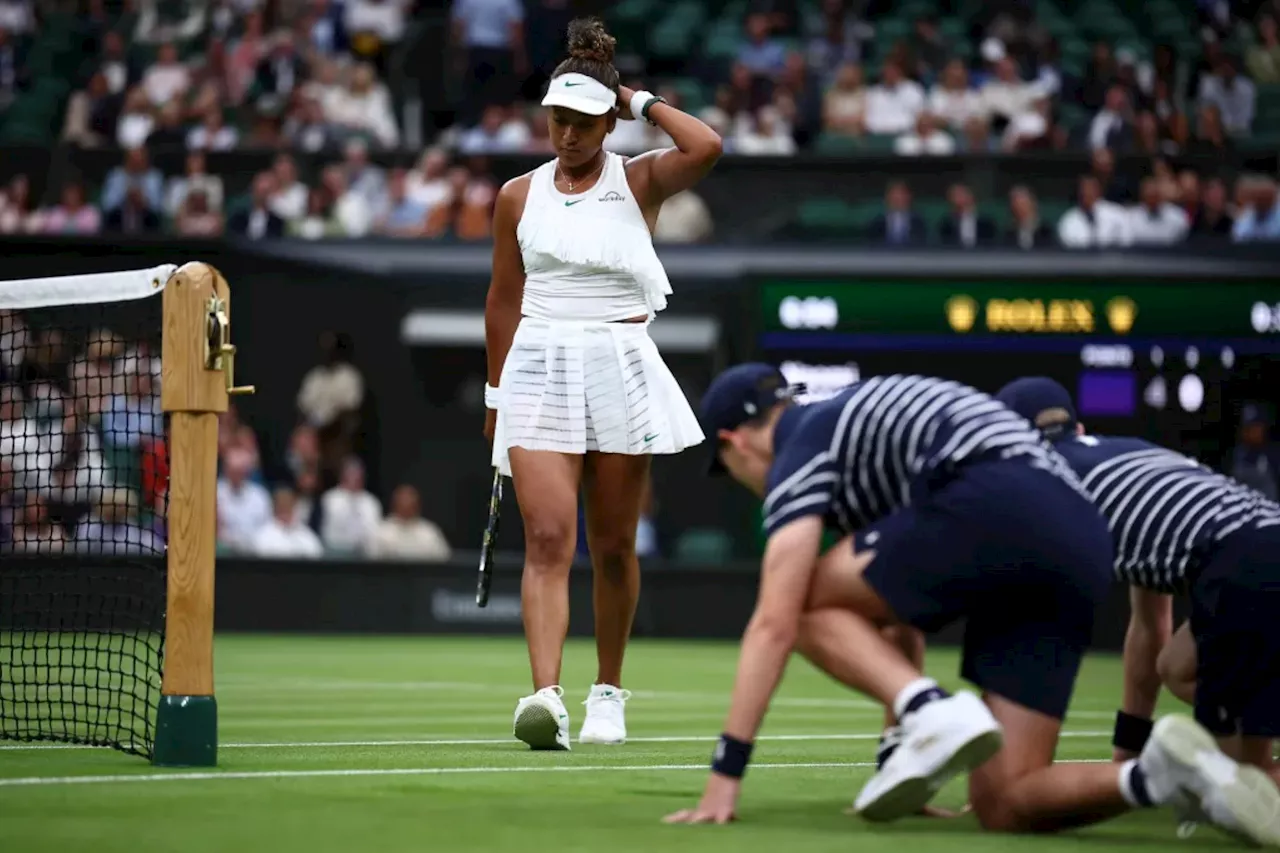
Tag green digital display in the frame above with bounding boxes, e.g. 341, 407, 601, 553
760, 280, 1280, 338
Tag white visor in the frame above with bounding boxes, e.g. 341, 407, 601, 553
541, 72, 617, 116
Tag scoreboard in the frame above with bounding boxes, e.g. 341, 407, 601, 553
754, 278, 1280, 463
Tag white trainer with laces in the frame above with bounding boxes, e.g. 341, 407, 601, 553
513, 686, 571, 751
1140, 714, 1280, 847
853, 691, 1004, 822
579, 683, 632, 745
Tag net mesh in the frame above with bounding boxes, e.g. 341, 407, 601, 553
0, 279, 167, 758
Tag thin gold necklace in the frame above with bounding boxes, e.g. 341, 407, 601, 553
556, 155, 604, 193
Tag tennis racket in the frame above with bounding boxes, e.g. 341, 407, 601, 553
476, 467, 504, 607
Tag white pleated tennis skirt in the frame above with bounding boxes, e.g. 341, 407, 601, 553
491, 317, 705, 476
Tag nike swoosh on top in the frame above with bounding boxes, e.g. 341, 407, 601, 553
564, 82, 584, 87
643, 433, 658, 442
564, 199, 585, 206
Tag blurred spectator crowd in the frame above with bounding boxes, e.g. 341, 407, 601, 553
0, 308, 451, 561
0, 0, 1273, 245
213, 328, 452, 561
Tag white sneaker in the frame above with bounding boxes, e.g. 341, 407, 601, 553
579, 683, 631, 745
1140, 714, 1280, 847
513, 686, 571, 751
854, 691, 1003, 822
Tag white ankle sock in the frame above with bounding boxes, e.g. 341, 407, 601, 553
892, 677, 943, 722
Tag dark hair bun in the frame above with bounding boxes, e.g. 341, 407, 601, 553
566, 17, 616, 65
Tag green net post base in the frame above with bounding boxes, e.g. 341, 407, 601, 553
153, 695, 218, 767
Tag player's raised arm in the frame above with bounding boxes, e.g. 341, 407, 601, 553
1114, 587, 1173, 760
620, 86, 722, 211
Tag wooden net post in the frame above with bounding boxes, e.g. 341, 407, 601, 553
153, 262, 254, 767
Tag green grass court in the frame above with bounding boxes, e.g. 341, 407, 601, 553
0, 635, 1234, 852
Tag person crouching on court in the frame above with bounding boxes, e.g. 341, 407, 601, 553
482, 17, 722, 751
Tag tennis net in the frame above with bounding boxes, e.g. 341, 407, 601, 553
0, 265, 175, 758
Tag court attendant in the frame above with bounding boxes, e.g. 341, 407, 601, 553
999, 377, 1280, 818
663, 365, 1277, 848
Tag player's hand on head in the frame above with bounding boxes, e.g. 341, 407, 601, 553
662, 774, 739, 825
617, 85, 636, 121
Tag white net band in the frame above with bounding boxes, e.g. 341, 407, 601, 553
0, 265, 177, 310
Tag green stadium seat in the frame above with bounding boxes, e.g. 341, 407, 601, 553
674, 528, 733, 563
978, 200, 1012, 230
915, 199, 951, 240
664, 77, 707, 112
861, 134, 898, 153
796, 197, 862, 230
812, 131, 862, 154
703, 21, 741, 61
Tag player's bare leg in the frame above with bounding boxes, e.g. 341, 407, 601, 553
578, 452, 650, 744
508, 447, 584, 750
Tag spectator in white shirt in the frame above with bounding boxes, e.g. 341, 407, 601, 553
929, 58, 984, 130
1058, 174, 1134, 249
252, 486, 324, 559
297, 330, 365, 451
980, 56, 1038, 128
142, 43, 191, 106
405, 147, 452, 213
326, 61, 399, 148
1003, 92, 1055, 151
655, 189, 714, 244
216, 447, 271, 553
1088, 84, 1134, 151
894, 112, 955, 155
345, 0, 408, 47
116, 88, 156, 149
1198, 56, 1256, 136
319, 456, 382, 554
366, 484, 450, 560
321, 165, 373, 237
165, 151, 224, 219
459, 104, 532, 154
1128, 176, 1191, 246
269, 153, 308, 222
863, 60, 925, 136
75, 488, 165, 556
186, 105, 240, 151
734, 105, 796, 155
822, 62, 867, 137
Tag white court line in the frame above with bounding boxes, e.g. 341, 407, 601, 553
0, 758, 1111, 788
216, 679, 884, 709
0, 730, 1110, 751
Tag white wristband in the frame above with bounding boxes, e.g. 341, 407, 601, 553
484, 383, 501, 410
629, 89, 655, 121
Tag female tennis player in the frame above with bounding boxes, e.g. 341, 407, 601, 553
483, 17, 722, 750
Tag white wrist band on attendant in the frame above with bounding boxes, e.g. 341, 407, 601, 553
484, 383, 501, 410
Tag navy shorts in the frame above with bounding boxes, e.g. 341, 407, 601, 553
1191, 524, 1280, 738
859, 457, 1114, 720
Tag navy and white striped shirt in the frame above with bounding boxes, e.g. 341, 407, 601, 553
762, 375, 1077, 537
1053, 434, 1280, 591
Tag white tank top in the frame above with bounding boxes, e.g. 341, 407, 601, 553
516, 152, 672, 322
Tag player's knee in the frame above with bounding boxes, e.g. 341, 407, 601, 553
523, 518, 576, 570
588, 534, 636, 581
